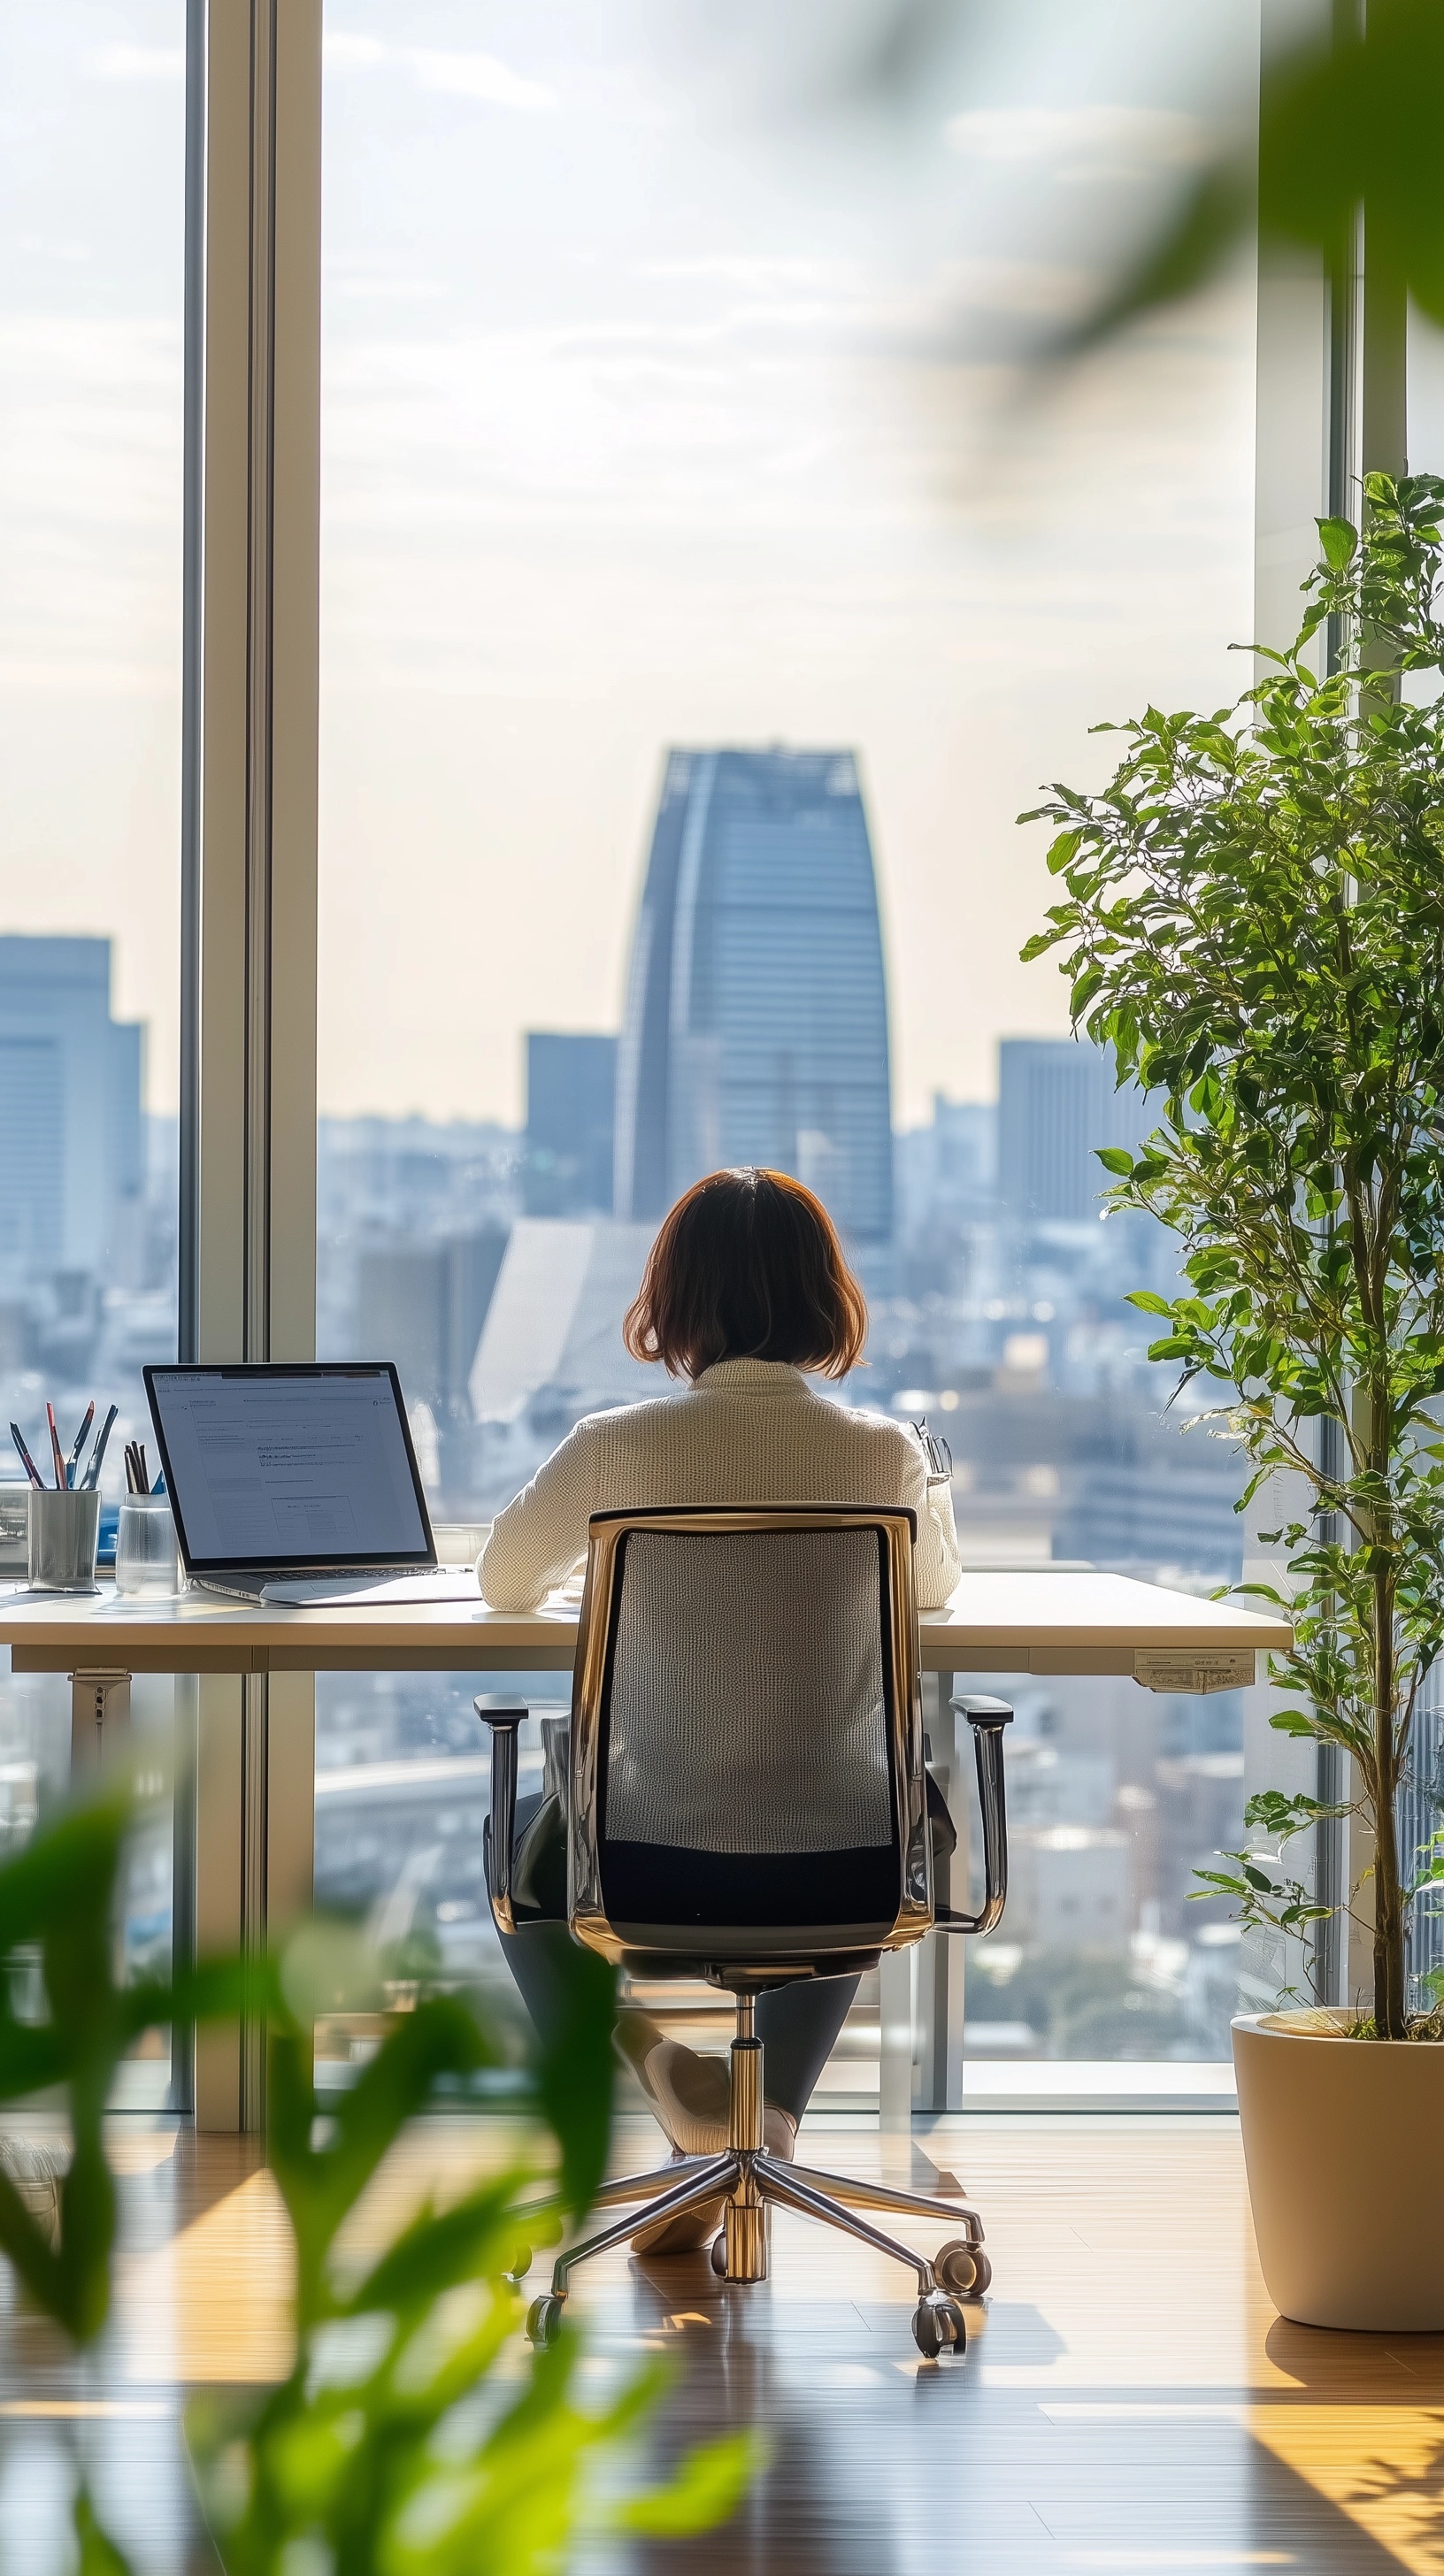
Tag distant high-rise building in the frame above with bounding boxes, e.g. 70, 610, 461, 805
524, 1032, 617, 1215
614, 748, 893, 1242
0, 938, 143, 1283
997, 1038, 1148, 1227
468, 1217, 657, 1425
356, 1227, 510, 1418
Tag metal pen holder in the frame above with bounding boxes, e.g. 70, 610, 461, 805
27, 1489, 101, 1593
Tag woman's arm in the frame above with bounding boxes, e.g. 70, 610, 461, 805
479, 1420, 598, 1612
900, 1430, 963, 1611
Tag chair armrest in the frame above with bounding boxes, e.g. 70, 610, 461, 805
934, 1695, 1012, 1937
474, 1696, 529, 1937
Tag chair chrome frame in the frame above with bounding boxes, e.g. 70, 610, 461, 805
476, 1505, 1012, 2362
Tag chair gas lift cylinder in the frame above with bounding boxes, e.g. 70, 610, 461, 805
476, 1506, 1013, 2363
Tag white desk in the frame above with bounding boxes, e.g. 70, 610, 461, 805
0, 1564, 1292, 1694
0, 1570, 1289, 2128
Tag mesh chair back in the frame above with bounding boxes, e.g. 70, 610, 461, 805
603, 1526, 891, 1856
569, 1507, 929, 1966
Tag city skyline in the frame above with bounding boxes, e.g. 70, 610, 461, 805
3, 1, 1257, 1129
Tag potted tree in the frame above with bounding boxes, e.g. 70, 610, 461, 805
1022, 472, 1444, 2328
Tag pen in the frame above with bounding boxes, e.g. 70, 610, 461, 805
45, 1403, 65, 1491
9, 1424, 43, 1490
81, 1406, 119, 1492
64, 1403, 94, 1491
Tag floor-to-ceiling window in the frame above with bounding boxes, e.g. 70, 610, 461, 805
0, 4, 185, 2097
315, 0, 1262, 2097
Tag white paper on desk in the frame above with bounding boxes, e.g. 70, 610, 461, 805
260, 1570, 482, 1606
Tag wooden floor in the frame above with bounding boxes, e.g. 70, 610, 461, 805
1, 2112, 1442, 2571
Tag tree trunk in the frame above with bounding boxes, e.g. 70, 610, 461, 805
1372, 1564, 1406, 2039
1373, 1781, 1407, 2038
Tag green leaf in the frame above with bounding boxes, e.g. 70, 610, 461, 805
1270, 1708, 1324, 1739
1095, 1146, 1134, 1176
343, 2173, 531, 2318
1317, 515, 1358, 570
615, 2432, 766, 2537
531, 1936, 618, 2220
72, 2488, 134, 2576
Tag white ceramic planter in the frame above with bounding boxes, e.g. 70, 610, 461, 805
1233, 2010, 1444, 2329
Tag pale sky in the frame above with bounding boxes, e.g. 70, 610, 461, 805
0, 0, 1259, 1126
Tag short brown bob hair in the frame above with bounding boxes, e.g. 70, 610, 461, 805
624, 1168, 868, 1381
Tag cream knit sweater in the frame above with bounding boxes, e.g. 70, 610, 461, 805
480, 1358, 963, 1613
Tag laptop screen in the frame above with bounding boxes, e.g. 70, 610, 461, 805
144, 1363, 434, 1572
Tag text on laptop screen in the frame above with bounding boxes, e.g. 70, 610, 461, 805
149, 1368, 429, 1566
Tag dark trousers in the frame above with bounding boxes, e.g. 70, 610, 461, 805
498, 1913, 859, 2128
490, 1788, 858, 2125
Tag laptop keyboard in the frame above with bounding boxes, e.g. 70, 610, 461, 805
258, 1568, 483, 1606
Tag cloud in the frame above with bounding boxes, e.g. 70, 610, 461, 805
323, 34, 387, 71
943, 104, 1209, 184
324, 32, 557, 112
84, 43, 185, 83
411, 50, 557, 111
640, 256, 842, 291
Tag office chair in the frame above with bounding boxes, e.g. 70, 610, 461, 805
477, 1505, 1010, 2361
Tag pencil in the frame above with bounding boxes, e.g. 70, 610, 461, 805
81, 1407, 119, 1492
64, 1403, 94, 1491
45, 1404, 65, 1490
9, 1424, 43, 1490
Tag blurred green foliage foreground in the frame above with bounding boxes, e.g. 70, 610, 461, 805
0, 1783, 755, 2574
829, 0, 1444, 354
1093, 0, 1444, 346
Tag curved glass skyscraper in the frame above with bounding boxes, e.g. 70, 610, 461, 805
614, 748, 894, 1244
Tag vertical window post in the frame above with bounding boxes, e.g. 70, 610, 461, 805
183, 0, 321, 2131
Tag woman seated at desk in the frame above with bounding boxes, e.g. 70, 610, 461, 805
480, 1165, 961, 2243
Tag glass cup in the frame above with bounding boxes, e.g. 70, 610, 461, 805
27, 1489, 101, 1593
114, 1493, 183, 1598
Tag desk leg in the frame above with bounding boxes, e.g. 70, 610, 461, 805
878, 1947, 913, 2134
884, 1674, 965, 2128
69, 1670, 132, 1776
915, 1676, 966, 2115
196, 1672, 315, 2135
939, 1679, 966, 2111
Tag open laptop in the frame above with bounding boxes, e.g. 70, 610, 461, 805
143, 1361, 482, 1606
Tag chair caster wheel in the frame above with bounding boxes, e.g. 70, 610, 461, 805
526, 2294, 565, 2348
935, 2239, 991, 2296
912, 2292, 966, 2359
710, 2231, 728, 2276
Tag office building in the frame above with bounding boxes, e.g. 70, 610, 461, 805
614, 748, 894, 1243
355, 1227, 509, 1420
0, 936, 143, 1284
997, 1037, 1150, 1228
523, 1031, 617, 1215
468, 1215, 657, 1429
